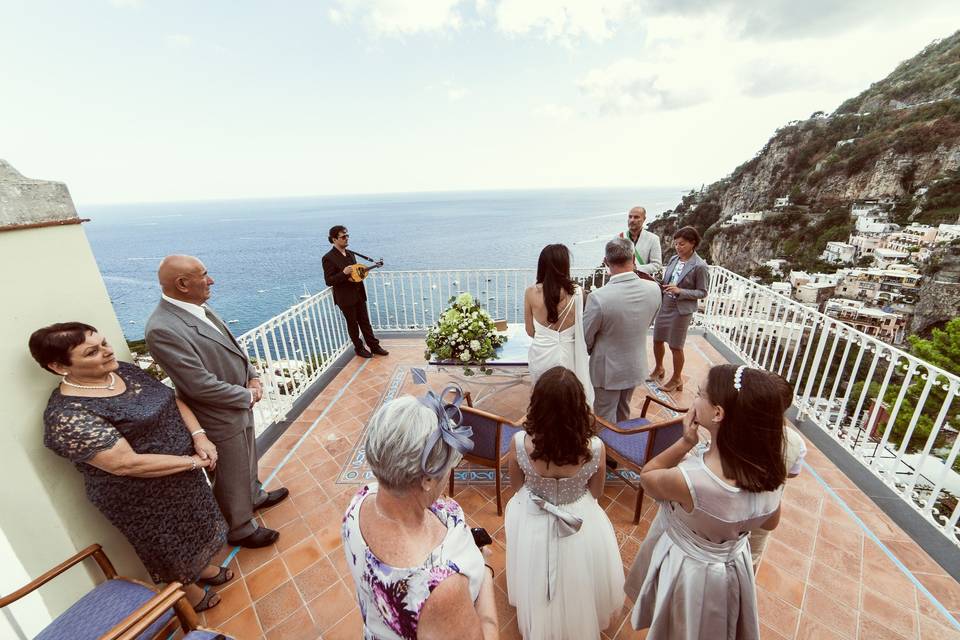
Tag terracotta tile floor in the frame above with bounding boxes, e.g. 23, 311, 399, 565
192, 336, 960, 640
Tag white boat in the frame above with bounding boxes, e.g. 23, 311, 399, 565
227, 319, 239, 324
257, 289, 266, 293
299, 285, 311, 300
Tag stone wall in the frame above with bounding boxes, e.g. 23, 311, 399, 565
0, 160, 78, 227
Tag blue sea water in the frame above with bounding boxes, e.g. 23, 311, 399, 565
81, 187, 684, 340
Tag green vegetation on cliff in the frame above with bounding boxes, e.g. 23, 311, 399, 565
652, 29, 960, 273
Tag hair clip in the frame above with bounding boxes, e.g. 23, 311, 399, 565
418, 384, 474, 475
733, 365, 746, 392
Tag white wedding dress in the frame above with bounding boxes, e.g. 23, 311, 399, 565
528, 286, 594, 406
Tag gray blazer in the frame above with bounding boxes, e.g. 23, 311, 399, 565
583, 272, 662, 390
662, 252, 710, 316
145, 300, 258, 439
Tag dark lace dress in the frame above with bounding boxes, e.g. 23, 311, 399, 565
43, 362, 227, 584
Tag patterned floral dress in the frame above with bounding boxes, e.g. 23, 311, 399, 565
43, 362, 227, 584
341, 484, 486, 639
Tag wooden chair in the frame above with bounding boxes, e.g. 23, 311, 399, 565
103, 585, 233, 640
595, 395, 688, 524
0, 543, 179, 640
449, 401, 522, 515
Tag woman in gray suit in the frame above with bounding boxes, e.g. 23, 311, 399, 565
650, 226, 709, 392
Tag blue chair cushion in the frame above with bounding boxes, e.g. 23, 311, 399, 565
598, 418, 651, 467
185, 631, 233, 639
35, 578, 174, 640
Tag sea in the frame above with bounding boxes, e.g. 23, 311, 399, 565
81, 187, 685, 340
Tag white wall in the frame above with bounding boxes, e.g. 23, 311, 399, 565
0, 223, 146, 631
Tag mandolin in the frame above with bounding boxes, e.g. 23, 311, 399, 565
348, 258, 384, 282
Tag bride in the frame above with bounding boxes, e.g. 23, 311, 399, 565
524, 244, 593, 406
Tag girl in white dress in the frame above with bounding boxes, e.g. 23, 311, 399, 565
524, 244, 593, 406
625, 365, 787, 640
505, 366, 623, 639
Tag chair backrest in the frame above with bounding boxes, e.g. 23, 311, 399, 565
648, 420, 684, 461
460, 405, 510, 461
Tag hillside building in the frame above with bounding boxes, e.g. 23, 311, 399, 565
873, 247, 911, 269
822, 241, 857, 264
721, 211, 768, 227
938, 223, 960, 243
824, 298, 907, 344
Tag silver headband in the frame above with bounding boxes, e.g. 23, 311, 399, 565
733, 365, 747, 392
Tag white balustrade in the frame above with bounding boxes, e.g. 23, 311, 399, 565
701, 266, 959, 546
237, 287, 351, 435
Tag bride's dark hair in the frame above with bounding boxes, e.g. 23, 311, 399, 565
536, 244, 575, 324
525, 366, 594, 467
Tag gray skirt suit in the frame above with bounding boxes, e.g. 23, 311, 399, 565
652, 253, 709, 349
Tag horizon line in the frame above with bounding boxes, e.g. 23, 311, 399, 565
75, 184, 695, 209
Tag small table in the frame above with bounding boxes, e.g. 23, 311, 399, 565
428, 324, 532, 404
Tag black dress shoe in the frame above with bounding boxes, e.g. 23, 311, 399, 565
370, 346, 390, 356
228, 527, 279, 548
256, 487, 290, 511
355, 346, 373, 358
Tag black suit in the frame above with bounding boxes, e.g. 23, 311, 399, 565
322, 247, 380, 350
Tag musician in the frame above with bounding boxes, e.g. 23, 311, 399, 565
322, 225, 389, 359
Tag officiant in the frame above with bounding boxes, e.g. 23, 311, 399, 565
322, 225, 389, 359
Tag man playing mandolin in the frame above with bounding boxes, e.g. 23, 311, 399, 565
322, 225, 389, 359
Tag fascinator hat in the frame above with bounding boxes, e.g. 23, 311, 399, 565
417, 384, 475, 476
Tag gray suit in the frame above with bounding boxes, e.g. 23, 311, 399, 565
145, 299, 267, 539
584, 272, 662, 423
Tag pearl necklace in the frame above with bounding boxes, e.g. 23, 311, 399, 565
62, 373, 117, 390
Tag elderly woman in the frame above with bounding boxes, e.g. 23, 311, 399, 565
28, 322, 229, 611
341, 389, 499, 640
650, 226, 710, 393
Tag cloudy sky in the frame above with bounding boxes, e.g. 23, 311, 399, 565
2, 1, 958, 204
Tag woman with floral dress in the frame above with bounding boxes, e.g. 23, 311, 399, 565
341, 388, 499, 640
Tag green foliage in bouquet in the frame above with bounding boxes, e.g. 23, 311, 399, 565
424, 293, 507, 375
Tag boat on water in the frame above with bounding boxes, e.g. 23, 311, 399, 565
257, 289, 267, 293
227, 319, 239, 324
299, 284, 311, 299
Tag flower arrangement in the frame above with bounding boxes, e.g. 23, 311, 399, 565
424, 293, 507, 375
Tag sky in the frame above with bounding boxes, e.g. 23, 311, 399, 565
2, 1, 959, 205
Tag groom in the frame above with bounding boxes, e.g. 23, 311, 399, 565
584, 237, 662, 423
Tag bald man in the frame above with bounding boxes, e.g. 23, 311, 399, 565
617, 206, 663, 278
145, 255, 287, 548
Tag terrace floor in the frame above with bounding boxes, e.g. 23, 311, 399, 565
197, 336, 960, 640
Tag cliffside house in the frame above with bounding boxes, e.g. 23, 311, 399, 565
796, 282, 837, 310
773, 196, 791, 209
835, 268, 921, 306
764, 258, 789, 276
721, 210, 768, 227
822, 241, 857, 264
850, 233, 883, 258
770, 281, 793, 297
938, 223, 960, 244
850, 200, 892, 219
873, 247, 912, 269
824, 298, 907, 344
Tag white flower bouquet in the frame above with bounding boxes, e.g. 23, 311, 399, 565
424, 293, 507, 375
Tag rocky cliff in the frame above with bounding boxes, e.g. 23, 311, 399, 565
651, 29, 960, 274
912, 243, 960, 335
